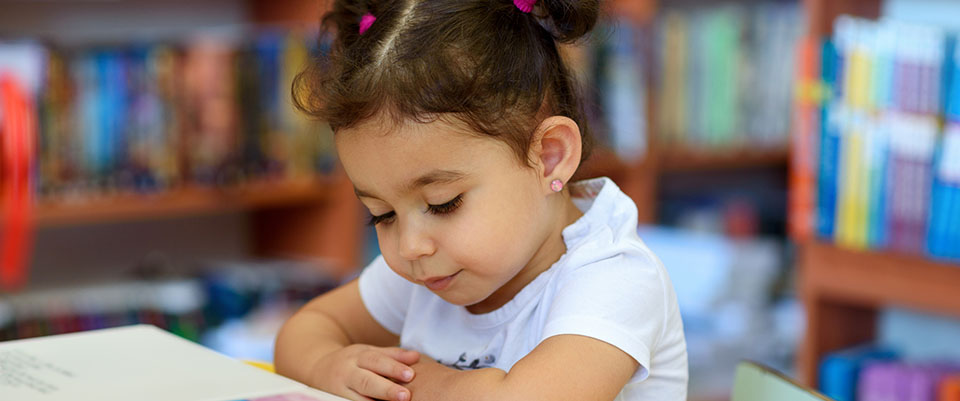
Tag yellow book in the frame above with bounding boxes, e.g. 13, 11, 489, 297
657, 11, 687, 143
851, 114, 871, 248
835, 111, 870, 249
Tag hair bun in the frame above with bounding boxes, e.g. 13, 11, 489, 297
538, 0, 601, 43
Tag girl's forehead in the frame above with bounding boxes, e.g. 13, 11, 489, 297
336, 118, 516, 185
337, 117, 505, 159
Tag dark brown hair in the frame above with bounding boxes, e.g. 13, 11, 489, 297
292, 0, 599, 167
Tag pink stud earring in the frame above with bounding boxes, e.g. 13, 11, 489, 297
550, 179, 564, 192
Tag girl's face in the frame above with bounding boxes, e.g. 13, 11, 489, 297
337, 117, 555, 309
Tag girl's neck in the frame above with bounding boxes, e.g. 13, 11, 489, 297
465, 191, 584, 314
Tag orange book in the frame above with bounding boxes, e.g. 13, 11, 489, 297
941, 375, 960, 401
788, 37, 821, 239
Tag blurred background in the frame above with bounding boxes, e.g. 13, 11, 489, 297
1, 0, 960, 400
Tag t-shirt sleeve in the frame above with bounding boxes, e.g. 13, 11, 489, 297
541, 252, 669, 382
357, 255, 418, 336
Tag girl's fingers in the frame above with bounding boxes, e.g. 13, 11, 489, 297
343, 388, 376, 401
358, 350, 416, 383
349, 369, 411, 401
380, 347, 421, 365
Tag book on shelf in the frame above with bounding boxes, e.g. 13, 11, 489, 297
818, 343, 960, 401
0, 324, 344, 401
653, 3, 803, 150
792, 15, 960, 262
592, 19, 648, 162
929, 40, 960, 261
815, 39, 841, 241
0, 43, 43, 291
818, 345, 898, 401
0, 260, 339, 343
1, 30, 336, 203
788, 36, 821, 239
943, 375, 960, 401
930, 123, 960, 260
859, 360, 960, 401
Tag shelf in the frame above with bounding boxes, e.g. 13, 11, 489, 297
800, 241, 960, 317
796, 241, 960, 387
25, 177, 336, 227
657, 146, 790, 172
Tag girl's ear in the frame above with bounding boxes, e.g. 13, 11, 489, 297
530, 116, 582, 192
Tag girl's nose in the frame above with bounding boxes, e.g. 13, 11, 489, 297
397, 219, 436, 261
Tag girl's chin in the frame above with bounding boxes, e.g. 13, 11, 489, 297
439, 290, 494, 310
440, 293, 483, 307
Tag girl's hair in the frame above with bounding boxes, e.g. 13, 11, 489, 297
293, 0, 599, 168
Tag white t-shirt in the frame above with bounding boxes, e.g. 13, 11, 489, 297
358, 177, 688, 400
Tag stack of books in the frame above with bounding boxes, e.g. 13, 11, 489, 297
563, 2, 802, 161
1, 30, 336, 202
793, 15, 960, 262
654, 3, 804, 149
819, 345, 960, 401
0, 260, 337, 343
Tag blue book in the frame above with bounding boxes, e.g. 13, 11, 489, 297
603, 19, 648, 161
946, 163, 960, 261
946, 186, 960, 262
945, 41, 960, 261
256, 33, 282, 128
928, 150, 950, 259
941, 36, 956, 118
944, 36, 959, 120
946, 185, 959, 261
818, 345, 898, 401
867, 122, 889, 249
96, 51, 110, 177
78, 53, 101, 179
112, 51, 130, 177
816, 39, 841, 240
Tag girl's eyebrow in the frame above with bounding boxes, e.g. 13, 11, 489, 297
405, 169, 467, 192
354, 169, 467, 199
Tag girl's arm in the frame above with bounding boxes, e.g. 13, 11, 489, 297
275, 279, 420, 401
404, 334, 638, 401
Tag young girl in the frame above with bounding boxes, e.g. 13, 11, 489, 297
274, 0, 688, 400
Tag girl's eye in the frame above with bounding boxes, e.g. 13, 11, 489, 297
367, 195, 462, 226
367, 211, 396, 226
427, 194, 463, 216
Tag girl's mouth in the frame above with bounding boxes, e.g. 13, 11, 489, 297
424, 270, 462, 291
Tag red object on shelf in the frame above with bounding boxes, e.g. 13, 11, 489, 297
942, 375, 960, 401
0, 74, 37, 291
788, 36, 821, 240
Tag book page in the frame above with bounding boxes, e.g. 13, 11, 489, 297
0, 325, 345, 401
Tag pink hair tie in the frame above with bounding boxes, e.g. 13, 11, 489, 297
514, 0, 536, 13
359, 13, 376, 35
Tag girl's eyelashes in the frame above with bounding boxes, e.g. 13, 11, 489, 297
427, 194, 463, 215
366, 194, 464, 226
367, 211, 396, 226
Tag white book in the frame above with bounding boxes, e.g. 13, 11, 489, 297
0, 325, 346, 401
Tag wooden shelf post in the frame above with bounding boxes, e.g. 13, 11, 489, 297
251, 171, 362, 279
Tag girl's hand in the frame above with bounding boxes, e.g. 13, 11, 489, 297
312, 344, 420, 401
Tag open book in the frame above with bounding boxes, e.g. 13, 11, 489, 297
0, 325, 346, 401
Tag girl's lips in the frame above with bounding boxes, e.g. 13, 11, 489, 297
424, 270, 461, 291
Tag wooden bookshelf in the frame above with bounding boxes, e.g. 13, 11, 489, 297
792, 0, 889, 389
31, 178, 335, 227
1, 171, 363, 278
658, 146, 790, 172
0, 0, 364, 283
796, 241, 960, 386
579, 143, 788, 225
804, 0, 881, 37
